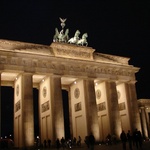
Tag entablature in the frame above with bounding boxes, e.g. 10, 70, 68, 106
0, 52, 139, 81
0, 39, 140, 83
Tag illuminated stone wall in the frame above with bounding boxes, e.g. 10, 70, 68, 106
14, 74, 34, 148
70, 80, 88, 142
14, 75, 23, 147
117, 83, 131, 133
0, 40, 144, 147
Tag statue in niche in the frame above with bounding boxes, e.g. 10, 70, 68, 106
68, 30, 80, 44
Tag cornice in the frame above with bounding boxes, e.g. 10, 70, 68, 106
0, 39, 54, 56
138, 99, 150, 107
94, 53, 130, 65
0, 39, 131, 65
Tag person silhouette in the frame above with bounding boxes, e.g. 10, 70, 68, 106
88, 133, 95, 150
120, 130, 127, 150
127, 130, 133, 150
48, 139, 51, 148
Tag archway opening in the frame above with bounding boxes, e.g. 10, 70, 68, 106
33, 88, 39, 139
1, 86, 14, 139
62, 89, 70, 140
1, 87, 39, 140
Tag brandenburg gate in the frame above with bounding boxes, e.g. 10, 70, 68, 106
0, 38, 143, 148
0, 18, 146, 148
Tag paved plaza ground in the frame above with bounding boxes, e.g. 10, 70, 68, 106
1, 140, 150, 150
34, 141, 150, 150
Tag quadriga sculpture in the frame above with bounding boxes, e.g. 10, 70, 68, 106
53, 28, 69, 43
77, 33, 88, 46
68, 30, 80, 44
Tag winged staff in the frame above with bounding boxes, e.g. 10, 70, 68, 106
59, 17, 67, 29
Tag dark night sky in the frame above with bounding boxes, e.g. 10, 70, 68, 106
0, 1, 150, 137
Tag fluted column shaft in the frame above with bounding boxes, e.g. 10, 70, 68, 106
127, 82, 142, 131
50, 75, 64, 141
0, 73, 1, 138
140, 107, 148, 139
84, 79, 99, 141
22, 74, 34, 147
106, 80, 122, 139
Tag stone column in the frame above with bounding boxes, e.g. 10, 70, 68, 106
140, 107, 148, 139
0, 73, 1, 138
67, 87, 73, 140
84, 79, 99, 141
22, 73, 34, 147
106, 80, 122, 139
127, 82, 142, 131
145, 109, 150, 138
50, 75, 64, 141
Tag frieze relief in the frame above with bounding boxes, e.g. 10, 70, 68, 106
119, 102, 126, 111
0, 56, 7, 64
55, 48, 91, 59
41, 61, 48, 68
49, 63, 56, 69
74, 102, 82, 112
22, 58, 31, 66
32, 60, 38, 67
10, 58, 18, 65
15, 100, 21, 112
59, 64, 65, 70
41, 101, 50, 113
0, 54, 135, 78
97, 102, 106, 111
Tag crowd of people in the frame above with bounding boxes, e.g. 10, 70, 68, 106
103, 128, 144, 150
37, 133, 95, 150
55, 134, 96, 150
39, 135, 82, 149
120, 129, 143, 150
54, 135, 83, 149
35, 129, 144, 150
105, 128, 143, 150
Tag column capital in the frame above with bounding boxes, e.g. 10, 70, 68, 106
141, 106, 145, 109
127, 80, 137, 84
48, 74, 62, 79
22, 72, 34, 76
